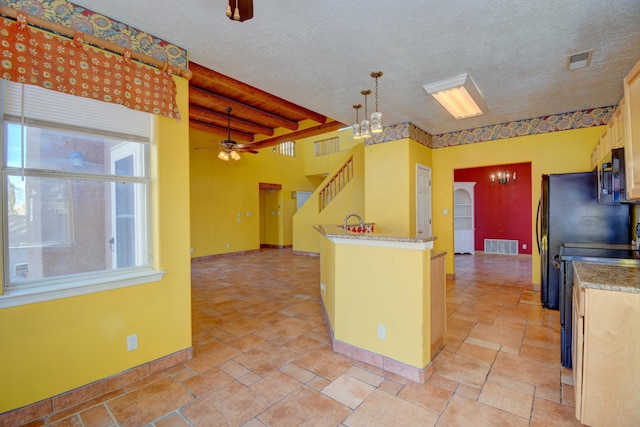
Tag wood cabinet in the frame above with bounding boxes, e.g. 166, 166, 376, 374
453, 182, 475, 254
624, 58, 640, 199
572, 280, 640, 426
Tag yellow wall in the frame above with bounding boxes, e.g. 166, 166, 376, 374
303, 128, 360, 178
331, 240, 432, 368
0, 76, 192, 413
292, 143, 366, 254
365, 138, 433, 235
189, 128, 318, 256
432, 126, 603, 283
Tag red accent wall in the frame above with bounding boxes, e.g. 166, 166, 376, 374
454, 162, 532, 254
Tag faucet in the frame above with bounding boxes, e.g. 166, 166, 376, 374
343, 213, 364, 234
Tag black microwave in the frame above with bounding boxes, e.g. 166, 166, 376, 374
600, 148, 632, 204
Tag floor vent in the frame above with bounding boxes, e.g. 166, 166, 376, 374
484, 239, 518, 255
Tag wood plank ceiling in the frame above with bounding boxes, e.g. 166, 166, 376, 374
188, 62, 344, 150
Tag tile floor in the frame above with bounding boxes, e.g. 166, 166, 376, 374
13, 249, 585, 426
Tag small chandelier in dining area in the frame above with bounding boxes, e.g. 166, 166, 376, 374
491, 170, 516, 185
352, 71, 383, 139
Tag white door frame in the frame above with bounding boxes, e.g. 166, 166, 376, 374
416, 164, 432, 238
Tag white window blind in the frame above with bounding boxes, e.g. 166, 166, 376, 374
2, 80, 150, 140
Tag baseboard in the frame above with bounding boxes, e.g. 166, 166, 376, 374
0, 347, 193, 426
318, 288, 432, 383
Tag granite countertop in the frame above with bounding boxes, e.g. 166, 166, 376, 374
314, 224, 437, 244
573, 260, 640, 294
431, 250, 447, 260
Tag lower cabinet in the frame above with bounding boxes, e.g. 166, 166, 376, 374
572, 282, 640, 426
454, 229, 474, 254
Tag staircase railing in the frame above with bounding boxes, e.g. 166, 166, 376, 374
318, 156, 353, 212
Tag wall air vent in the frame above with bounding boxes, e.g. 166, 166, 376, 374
567, 51, 592, 71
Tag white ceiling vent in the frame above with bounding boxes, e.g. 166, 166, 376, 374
567, 51, 592, 70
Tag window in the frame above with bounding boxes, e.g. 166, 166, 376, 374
1, 80, 161, 306
314, 137, 340, 156
273, 140, 296, 157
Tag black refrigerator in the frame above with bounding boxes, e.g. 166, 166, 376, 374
537, 171, 630, 310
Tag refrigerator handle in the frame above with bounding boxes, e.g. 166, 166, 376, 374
535, 198, 541, 254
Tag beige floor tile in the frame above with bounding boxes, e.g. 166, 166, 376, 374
456, 341, 499, 364
432, 350, 492, 388
530, 397, 583, 426
181, 366, 234, 397
250, 371, 302, 403
294, 346, 355, 380
322, 374, 375, 409
478, 381, 533, 418
154, 413, 191, 427
398, 381, 453, 414
279, 363, 315, 383
233, 341, 299, 376
258, 386, 352, 427
377, 379, 403, 395
491, 352, 560, 389
182, 381, 270, 427
455, 383, 481, 400
107, 378, 194, 427
437, 394, 529, 427
344, 389, 439, 427
344, 366, 385, 387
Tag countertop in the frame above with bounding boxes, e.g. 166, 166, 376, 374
573, 260, 640, 294
314, 224, 437, 244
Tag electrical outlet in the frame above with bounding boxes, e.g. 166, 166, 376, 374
226, 243, 230, 249
320, 283, 326, 296
126, 334, 138, 351
522, 243, 527, 250
377, 324, 386, 340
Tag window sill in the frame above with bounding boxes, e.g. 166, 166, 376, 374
0, 269, 165, 308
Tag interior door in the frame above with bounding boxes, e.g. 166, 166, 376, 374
416, 164, 432, 238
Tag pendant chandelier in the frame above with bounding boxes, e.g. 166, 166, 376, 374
352, 71, 383, 140
352, 104, 362, 139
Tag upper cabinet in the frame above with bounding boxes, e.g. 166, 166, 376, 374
624, 58, 640, 199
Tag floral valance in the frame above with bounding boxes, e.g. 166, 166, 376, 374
0, 12, 180, 119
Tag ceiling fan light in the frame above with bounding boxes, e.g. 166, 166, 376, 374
370, 111, 383, 133
230, 150, 241, 161
218, 150, 230, 161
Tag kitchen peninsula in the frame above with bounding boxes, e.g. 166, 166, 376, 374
315, 224, 445, 383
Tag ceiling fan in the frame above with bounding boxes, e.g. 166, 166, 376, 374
195, 107, 258, 161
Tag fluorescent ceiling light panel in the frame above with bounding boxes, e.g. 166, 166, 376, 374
423, 73, 486, 119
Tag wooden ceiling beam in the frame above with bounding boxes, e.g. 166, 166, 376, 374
190, 62, 327, 124
189, 106, 275, 136
190, 86, 299, 130
251, 120, 345, 149
189, 120, 255, 142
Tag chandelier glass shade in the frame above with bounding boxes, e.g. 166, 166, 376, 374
360, 89, 371, 139
352, 104, 362, 139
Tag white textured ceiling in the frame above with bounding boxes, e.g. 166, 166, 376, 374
72, 0, 640, 135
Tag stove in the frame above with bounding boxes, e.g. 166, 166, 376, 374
557, 244, 640, 367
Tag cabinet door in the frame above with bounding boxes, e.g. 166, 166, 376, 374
623, 59, 640, 199
613, 99, 626, 149
572, 288, 584, 421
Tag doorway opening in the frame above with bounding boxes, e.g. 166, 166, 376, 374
259, 182, 284, 249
